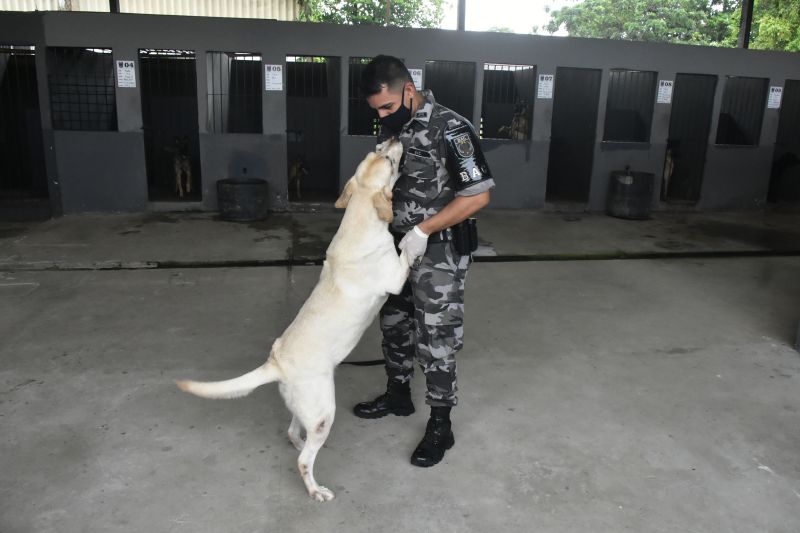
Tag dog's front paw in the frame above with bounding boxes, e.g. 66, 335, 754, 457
310, 486, 335, 502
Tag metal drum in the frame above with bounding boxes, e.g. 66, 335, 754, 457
607, 169, 654, 220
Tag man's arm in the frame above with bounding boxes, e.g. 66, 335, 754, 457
397, 191, 490, 266
417, 191, 491, 235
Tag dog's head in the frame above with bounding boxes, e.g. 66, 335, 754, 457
335, 138, 403, 223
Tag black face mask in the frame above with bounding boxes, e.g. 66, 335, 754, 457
379, 89, 413, 135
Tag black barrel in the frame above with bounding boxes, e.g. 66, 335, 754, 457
217, 178, 269, 222
607, 170, 654, 220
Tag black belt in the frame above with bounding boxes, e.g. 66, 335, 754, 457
390, 228, 451, 244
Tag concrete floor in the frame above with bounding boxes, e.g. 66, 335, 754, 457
1, 209, 799, 270
1, 257, 799, 532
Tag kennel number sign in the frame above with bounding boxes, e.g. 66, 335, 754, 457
657, 80, 674, 104
265, 64, 283, 91
537, 74, 554, 99
409, 68, 423, 90
116, 60, 136, 88
768, 86, 783, 109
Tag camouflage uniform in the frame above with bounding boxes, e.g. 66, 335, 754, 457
378, 90, 495, 407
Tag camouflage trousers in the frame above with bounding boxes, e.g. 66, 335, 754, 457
380, 240, 471, 407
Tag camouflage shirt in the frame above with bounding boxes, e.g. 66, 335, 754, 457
378, 90, 496, 233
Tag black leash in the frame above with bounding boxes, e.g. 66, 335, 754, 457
340, 359, 384, 367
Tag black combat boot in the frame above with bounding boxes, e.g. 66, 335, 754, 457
352, 380, 415, 419
410, 406, 454, 467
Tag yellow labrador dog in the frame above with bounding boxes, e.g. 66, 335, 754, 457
176, 139, 409, 502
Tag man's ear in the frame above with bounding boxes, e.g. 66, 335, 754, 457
372, 190, 393, 223
335, 178, 356, 209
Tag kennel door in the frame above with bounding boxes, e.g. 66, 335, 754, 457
662, 73, 717, 203
546, 67, 602, 203
768, 79, 800, 203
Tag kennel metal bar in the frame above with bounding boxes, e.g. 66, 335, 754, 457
207, 51, 262, 134
715, 75, 769, 146
0, 44, 49, 199
546, 66, 603, 203
139, 48, 202, 202
286, 55, 340, 202
347, 56, 378, 136
45, 46, 117, 131
424, 59, 475, 123
603, 69, 658, 143
768, 79, 800, 203
481, 63, 536, 140
662, 73, 718, 202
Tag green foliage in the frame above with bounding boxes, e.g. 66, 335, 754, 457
545, 0, 799, 51
750, 0, 800, 51
545, 0, 738, 45
297, 0, 799, 51
298, 0, 445, 28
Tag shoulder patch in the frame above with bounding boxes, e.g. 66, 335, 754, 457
452, 132, 474, 158
443, 123, 493, 191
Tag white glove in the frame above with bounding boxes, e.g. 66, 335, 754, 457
398, 225, 429, 267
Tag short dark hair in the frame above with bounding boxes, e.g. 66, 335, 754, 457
359, 55, 413, 97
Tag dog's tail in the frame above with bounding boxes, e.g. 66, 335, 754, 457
175, 358, 282, 400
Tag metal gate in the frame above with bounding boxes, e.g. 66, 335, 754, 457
347, 57, 378, 136
0, 45, 48, 204
662, 73, 717, 203
286, 55, 340, 203
603, 69, 657, 142
546, 67, 602, 203
424, 60, 475, 121
768, 79, 800, 203
480, 63, 536, 140
139, 49, 201, 202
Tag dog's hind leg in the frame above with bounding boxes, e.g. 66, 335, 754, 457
289, 378, 336, 502
297, 408, 335, 502
287, 415, 305, 451
174, 161, 183, 198
185, 164, 192, 194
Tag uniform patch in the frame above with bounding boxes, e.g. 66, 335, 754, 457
407, 147, 433, 159
443, 123, 493, 191
453, 133, 474, 158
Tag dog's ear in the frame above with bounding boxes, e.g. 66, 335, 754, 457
372, 190, 393, 223
335, 178, 355, 209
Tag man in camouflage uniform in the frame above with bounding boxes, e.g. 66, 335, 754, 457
353, 55, 495, 467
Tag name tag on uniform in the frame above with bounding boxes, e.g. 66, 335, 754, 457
407, 147, 433, 160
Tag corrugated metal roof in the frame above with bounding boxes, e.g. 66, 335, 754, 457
1, 0, 301, 20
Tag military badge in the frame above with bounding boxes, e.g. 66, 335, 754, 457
444, 122, 493, 191
453, 133, 474, 158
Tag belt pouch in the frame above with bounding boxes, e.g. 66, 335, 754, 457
452, 218, 478, 255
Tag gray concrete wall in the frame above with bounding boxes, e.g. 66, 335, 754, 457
55, 131, 148, 212
1, 11, 798, 214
